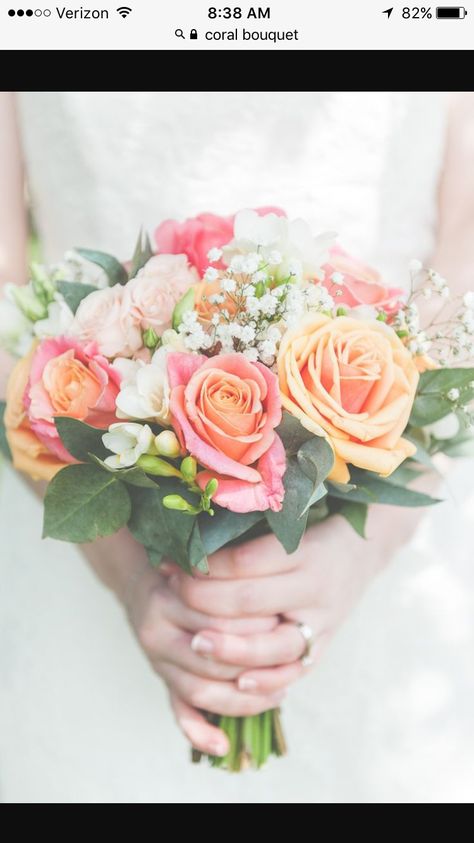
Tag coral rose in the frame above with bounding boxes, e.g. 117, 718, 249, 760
124, 254, 199, 333
322, 245, 404, 316
23, 337, 121, 463
278, 314, 419, 484
4, 345, 68, 481
155, 207, 285, 276
167, 352, 285, 513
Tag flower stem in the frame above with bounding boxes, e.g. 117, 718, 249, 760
190, 709, 286, 772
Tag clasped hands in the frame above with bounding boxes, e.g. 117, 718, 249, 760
127, 518, 373, 756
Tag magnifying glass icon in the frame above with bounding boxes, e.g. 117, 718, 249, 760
175, 28, 185, 39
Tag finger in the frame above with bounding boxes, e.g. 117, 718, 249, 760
159, 629, 243, 681
169, 692, 229, 757
157, 586, 278, 635
206, 532, 305, 580
190, 622, 307, 668
159, 662, 287, 717
169, 568, 316, 618
237, 661, 305, 694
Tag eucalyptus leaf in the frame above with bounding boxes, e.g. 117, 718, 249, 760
275, 411, 315, 455
410, 367, 474, 427
128, 482, 199, 573
0, 401, 12, 461
43, 464, 131, 542
54, 417, 109, 463
56, 281, 98, 315
297, 436, 334, 484
75, 248, 128, 286
172, 287, 196, 330
188, 522, 209, 574
265, 458, 313, 553
89, 454, 158, 488
328, 470, 440, 507
298, 482, 327, 518
338, 500, 368, 538
129, 229, 153, 280
199, 508, 264, 556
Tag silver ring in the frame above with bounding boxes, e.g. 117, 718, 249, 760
294, 621, 315, 667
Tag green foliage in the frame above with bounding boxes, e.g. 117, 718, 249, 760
328, 468, 440, 507
56, 281, 98, 314
43, 464, 131, 543
410, 368, 474, 427
129, 229, 153, 280
0, 401, 12, 461
75, 248, 128, 286
198, 508, 264, 556
54, 417, 109, 463
127, 482, 202, 573
266, 416, 334, 553
337, 500, 368, 538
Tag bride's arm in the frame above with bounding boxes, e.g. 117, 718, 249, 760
0, 91, 28, 397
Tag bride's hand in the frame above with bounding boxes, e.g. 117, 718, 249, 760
166, 506, 424, 698
125, 563, 284, 757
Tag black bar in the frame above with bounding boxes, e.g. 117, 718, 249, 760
436, 7, 462, 17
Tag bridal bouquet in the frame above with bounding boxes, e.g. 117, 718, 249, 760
1, 208, 473, 771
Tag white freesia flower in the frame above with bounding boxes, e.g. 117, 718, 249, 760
425, 413, 460, 441
102, 423, 154, 469
33, 297, 74, 340
225, 209, 336, 281
113, 345, 173, 424
0, 298, 34, 356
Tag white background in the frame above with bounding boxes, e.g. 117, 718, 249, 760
0, 0, 472, 50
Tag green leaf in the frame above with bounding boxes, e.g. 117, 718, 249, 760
56, 281, 98, 314
298, 482, 327, 518
146, 548, 164, 567
387, 463, 424, 486
275, 411, 315, 456
265, 458, 313, 553
410, 368, 474, 426
198, 508, 263, 556
188, 522, 209, 574
43, 464, 131, 542
54, 417, 109, 463
89, 454, 158, 488
338, 501, 368, 538
0, 401, 12, 461
297, 436, 334, 486
328, 469, 440, 507
127, 482, 198, 573
129, 229, 154, 280
75, 248, 128, 287
404, 430, 438, 469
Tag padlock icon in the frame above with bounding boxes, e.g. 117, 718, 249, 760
190, 29, 198, 39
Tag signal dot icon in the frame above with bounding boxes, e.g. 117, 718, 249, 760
116, 6, 132, 17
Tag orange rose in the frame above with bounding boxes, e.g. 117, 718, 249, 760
193, 279, 238, 323
278, 314, 419, 483
4, 347, 68, 482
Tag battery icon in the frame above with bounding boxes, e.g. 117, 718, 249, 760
436, 6, 468, 16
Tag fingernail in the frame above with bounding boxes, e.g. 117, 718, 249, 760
191, 634, 215, 654
238, 676, 258, 691
209, 741, 227, 757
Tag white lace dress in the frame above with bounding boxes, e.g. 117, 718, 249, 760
1, 92, 473, 803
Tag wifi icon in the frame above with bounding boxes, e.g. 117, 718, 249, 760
116, 6, 132, 17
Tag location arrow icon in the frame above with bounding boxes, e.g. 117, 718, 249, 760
382, 7, 393, 17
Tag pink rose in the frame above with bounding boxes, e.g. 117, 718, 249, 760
25, 337, 121, 462
155, 207, 286, 276
124, 254, 199, 333
167, 352, 286, 513
322, 246, 404, 315
71, 285, 142, 359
